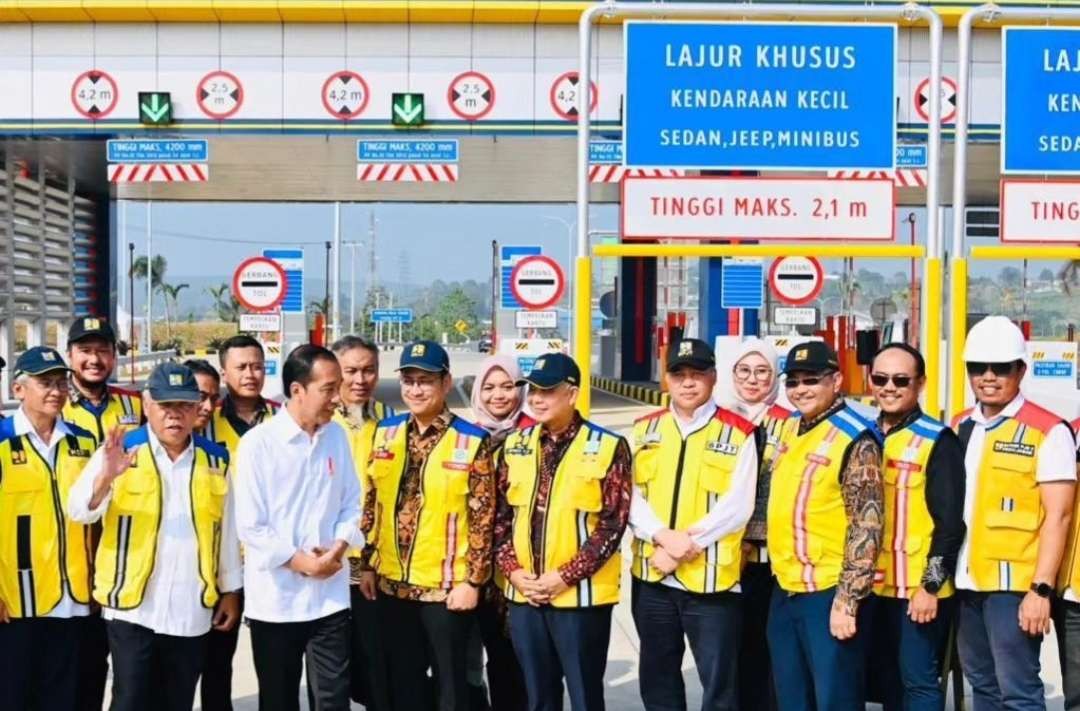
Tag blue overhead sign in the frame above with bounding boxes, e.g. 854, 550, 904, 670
1003, 27, 1080, 174
589, 141, 623, 164
720, 259, 765, 309
501, 245, 542, 309
262, 249, 304, 314
107, 139, 208, 163
371, 308, 414, 324
896, 144, 927, 168
623, 22, 897, 170
357, 140, 458, 163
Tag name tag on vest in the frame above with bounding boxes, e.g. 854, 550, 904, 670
68, 447, 91, 458
119, 415, 140, 425
442, 461, 470, 471
10, 449, 26, 465
374, 450, 395, 460
993, 442, 1036, 458
886, 458, 923, 473
506, 446, 533, 456
707, 441, 738, 456
806, 453, 831, 466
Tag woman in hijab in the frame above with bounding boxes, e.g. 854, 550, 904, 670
468, 355, 531, 711
720, 338, 790, 711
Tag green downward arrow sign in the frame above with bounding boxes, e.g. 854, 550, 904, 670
139, 92, 172, 125
392, 93, 424, 126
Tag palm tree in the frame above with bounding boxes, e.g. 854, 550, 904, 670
206, 283, 240, 322
159, 282, 189, 341
130, 255, 168, 340
1061, 260, 1079, 294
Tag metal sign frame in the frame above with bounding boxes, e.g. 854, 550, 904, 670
949, 4, 1080, 418
574, 1, 945, 416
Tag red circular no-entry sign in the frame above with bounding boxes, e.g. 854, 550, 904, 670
232, 257, 287, 312
510, 255, 566, 310
769, 256, 824, 306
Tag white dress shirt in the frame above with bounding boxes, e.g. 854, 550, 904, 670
629, 400, 759, 591
954, 395, 1077, 592
68, 427, 243, 636
232, 407, 363, 623
11, 408, 91, 620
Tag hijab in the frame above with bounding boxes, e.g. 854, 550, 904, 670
471, 354, 527, 436
717, 337, 781, 425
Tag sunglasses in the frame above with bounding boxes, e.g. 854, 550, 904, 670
784, 373, 833, 389
966, 361, 1019, 377
870, 373, 915, 388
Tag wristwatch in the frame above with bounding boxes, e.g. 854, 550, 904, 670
1030, 581, 1054, 599
923, 579, 942, 595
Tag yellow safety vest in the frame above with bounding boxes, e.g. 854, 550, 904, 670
955, 401, 1066, 593
63, 385, 143, 442
93, 428, 230, 610
0, 418, 96, 617
630, 407, 755, 593
768, 406, 878, 593
204, 397, 279, 460
368, 414, 487, 589
502, 421, 624, 608
333, 401, 393, 558
761, 404, 793, 475
875, 414, 953, 599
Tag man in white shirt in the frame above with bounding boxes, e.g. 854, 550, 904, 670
952, 316, 1076, 710
68, 362, 242, 711
0, 347, 97, 710
233, 344, 363, 711
628, 338, 759, 710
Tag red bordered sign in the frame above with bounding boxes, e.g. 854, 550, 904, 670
71, 70, 119, 119
448, 71, 495, 121
322, 70, 370, 120
510, 255, 566, 310
914, 76, 957, 124
549, 71, 597, 122
768, 256, 825, 306
232, 257, 288, 312
197, 70, 244, 120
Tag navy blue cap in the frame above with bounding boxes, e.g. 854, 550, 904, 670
518, 353, 580, 389
782, 341, 840, 375
68, 316, 116, 345
13, 347, 71, 378
397, 340, 450, 373
146, 362, 200, 403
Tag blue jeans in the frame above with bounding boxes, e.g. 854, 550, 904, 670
765, 587, 871, 711
873, 595, 952, 711
630, 578, 740, 711
957, 591, 1045, 711
508, 602, 612, 711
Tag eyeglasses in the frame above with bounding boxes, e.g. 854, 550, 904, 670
869, 373, 915, 388
734, 365, 774, 382
966, 361, 1019, 377
784, 373, 833, 389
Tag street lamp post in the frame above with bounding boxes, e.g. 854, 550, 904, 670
343, 241, 364, 334
540, 215, 576, 352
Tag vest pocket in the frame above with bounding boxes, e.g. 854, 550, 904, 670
203, 475, 228, 520
1, 472, 45, 510
113, 477, 155, 513
982, 509, 1041, 560
883, 464, 926, 489
444, 468, 471, 504
506, 476, 531, 507
699, 458, 734, 494
569, 467, 605, 513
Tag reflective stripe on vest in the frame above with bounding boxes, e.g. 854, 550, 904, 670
767, 407, 874, 593
62, 386, 143, 442
630, 407, 754, 593
0, 422, 95, 617
334, 401, 394, 559
875, 415, 949, 599
502, 421, 623, 608
368, 415, 485, 589
93, 429, 229, 610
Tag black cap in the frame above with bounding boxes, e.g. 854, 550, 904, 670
397, 340, 450, 373
666, 338, 715, 372
518, 353, 580, 389
0, 355, 5, 370
146, 362, 200, 403
68, 316, 116, 345
782, 341, 840, 375
13, 347, 71, 378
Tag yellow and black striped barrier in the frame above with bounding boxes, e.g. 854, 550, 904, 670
590, 375, 669, 408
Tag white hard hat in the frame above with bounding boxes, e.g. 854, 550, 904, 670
963, 315, 1027, 363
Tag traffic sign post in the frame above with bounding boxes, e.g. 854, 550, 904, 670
550, 72, 597, 121
357, 140, 458, 163
896, 145, 928, 168
370, 308, 414, 324
322, 71, 370, 120
107, 140, 208, 164
510, 256, 566, 310
1000, 180, 1080, 243
500, 246, 542, 309
515, 310, 559, 330
232, 257, 287, 313
774, 307, 818, 327
720, 259, 764, 310
914, 76, 957, 124
623, 22, 897, 170
197, 70, 243, 120
239, 312, 282, 333
769, 256, 825, 306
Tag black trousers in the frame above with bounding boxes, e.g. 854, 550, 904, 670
737, 562, 778, 711
0, 616, 81, 710
476, 588, 528, 711
378, 593, 474, 711
1055, 598, 1080, 711
350, 586, 391, 709
106, 619, 206, 711
201, 589, 243, 711
76, 612, 109, 711
249, 609, 351, 711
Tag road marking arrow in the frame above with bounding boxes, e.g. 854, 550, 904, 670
141, 94, 169, 122
393, 95, 422, 124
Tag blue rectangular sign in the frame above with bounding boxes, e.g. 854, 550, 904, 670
501, 245, 542, 309
1033, 361, 1074, 378
107, 139, 208, 163
371, 308, 414, 324
1003, 28, 1080, 173
624, 22, 897, 170
720, 260, 765, 309
896, 145, 927, 168
263, 249, 304, 314
357, 140, 459, 163
589, 141, 623, 164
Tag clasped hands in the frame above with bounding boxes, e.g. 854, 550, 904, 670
288, 540, 349, 579
509, 569, 571, 607
648, 528, 703, 575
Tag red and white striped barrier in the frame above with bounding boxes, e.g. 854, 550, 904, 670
827, 169, 927, 188
356, 163, 459, 182
589, 166, 685, 183
108, 163, 208, 182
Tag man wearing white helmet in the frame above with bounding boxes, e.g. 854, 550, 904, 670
952, 316, 1077, 710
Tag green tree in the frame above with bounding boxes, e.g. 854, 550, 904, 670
999, 266, 1023, 287
206, 283, 240, 322
1039, 268, 1055, 283
434, 287, 478, 344
159, 282, 189, 341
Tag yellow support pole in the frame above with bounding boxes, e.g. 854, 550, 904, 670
923, 257, 943, 419
970, 245, 1080, 261
948, 258, 969, 421
593, 243, 925, 260
574, 256, 592, 418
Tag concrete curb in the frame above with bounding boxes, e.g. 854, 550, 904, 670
590, 375, 669, 408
